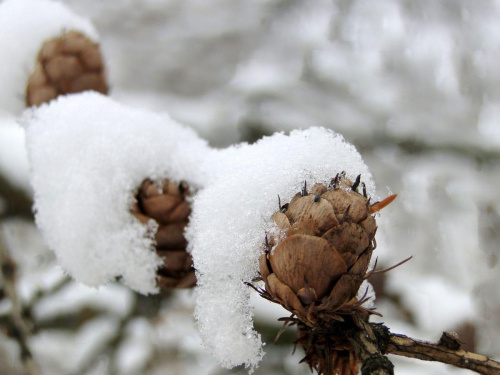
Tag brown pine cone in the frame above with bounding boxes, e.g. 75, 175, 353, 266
132, 179, 196, 290
26, 30, 108, 107
259, 173, 384, 326
257, 173, 396, 375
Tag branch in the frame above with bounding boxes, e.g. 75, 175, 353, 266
363, 323, 500, 375
342, 320, 500, 375
385, 330, 500, 375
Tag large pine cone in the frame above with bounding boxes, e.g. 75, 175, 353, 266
132, 179, 196, 290
259, 174, 379, 326
26, 30, 108, 107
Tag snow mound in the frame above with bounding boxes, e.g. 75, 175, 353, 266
22, 92, 210, 294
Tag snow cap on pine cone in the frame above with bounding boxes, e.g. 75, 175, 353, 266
22, 92, 211, 294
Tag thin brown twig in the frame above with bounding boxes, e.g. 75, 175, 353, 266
384, 330, 500, 375
343, 319, 500, 375
353, 323, 500, 375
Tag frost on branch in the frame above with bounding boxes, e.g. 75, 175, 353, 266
187, 127, 375, 369
0, 0, 99, 115
22, 92, 210, 294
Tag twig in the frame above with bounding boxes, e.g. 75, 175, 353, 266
358, 323, 500, 375
0, 225, 41, 375
343, 320, 500, 374
384, 330, 500, 375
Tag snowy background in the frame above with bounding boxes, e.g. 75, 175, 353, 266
1, 0, 499, 374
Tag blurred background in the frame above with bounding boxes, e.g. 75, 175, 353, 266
0, 0, 499, 374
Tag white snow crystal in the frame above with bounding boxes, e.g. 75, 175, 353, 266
22, 92, 210, 294
188, 127, 375, 369
0, 0, 99, 115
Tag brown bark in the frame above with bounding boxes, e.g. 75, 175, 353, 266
346, 321, 393, 375
348, 321, 500, 375
385, 331, 500, 374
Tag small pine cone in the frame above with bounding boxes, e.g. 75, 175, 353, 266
132, 179, 196, 290
26, 30, 108, 107
259, 173, 382, 326
257, 173, 397, 375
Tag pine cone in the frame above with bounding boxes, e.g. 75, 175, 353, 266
259, 173, 382, 326
255, 173, 397, 374
132, 179, 196, 290
26, 30, 108, 107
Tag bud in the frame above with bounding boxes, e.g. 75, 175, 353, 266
132, 179, 195, 290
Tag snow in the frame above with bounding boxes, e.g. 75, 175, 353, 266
478, 99, 500, 147
188, 127, 374, 369
0, 115, 31, 191
0, 0, 99, 115
31, 315, 120, 374
386, 274, 476, 334
115, 318, 154, 375
22, 92, 210, 294
34, 282, 135, 321
1, 219, 65, 303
